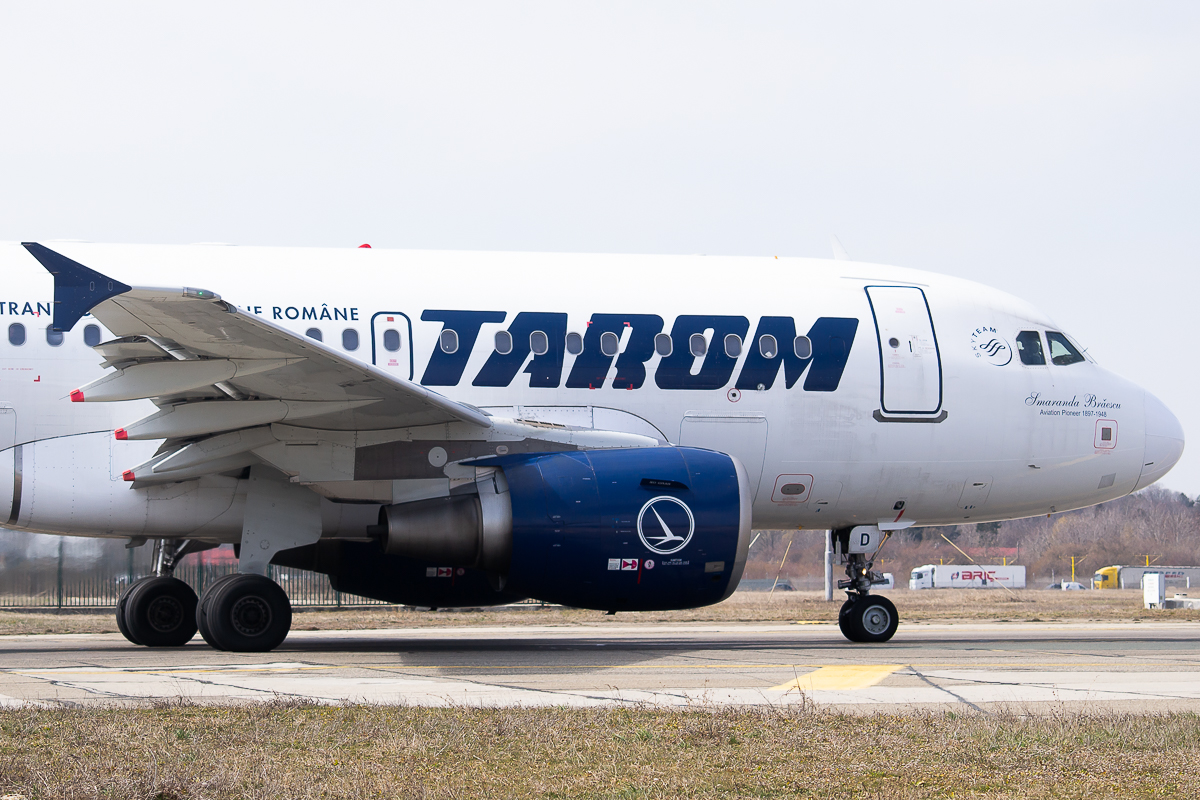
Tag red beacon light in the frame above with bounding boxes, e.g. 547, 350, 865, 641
69, 389, 84, 402
114, 428, 127, 440
358, 243, 371, 249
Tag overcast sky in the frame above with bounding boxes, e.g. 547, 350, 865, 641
2, 2, 1197, 491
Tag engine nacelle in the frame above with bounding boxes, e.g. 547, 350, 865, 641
357, 446, 752, 611
494, 446, 752, 611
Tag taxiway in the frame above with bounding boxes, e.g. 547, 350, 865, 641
2, 621, 1197, 713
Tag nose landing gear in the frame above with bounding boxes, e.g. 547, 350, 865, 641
833, 526, 899, 643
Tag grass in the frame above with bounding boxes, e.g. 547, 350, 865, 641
0, 702, 1197, 799
1, 589, 1195, 637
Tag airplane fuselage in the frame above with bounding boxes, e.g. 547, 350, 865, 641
0, 242, 1182, 542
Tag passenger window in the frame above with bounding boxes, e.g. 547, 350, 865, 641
689, 333, 707, 358
600, 331, 620, 357
724, 334, 742, 358
383, 329, 401, 352
440, 329, 459, 354
654, 333, 672, 357
565, 332, 582, 355
758, 334, 778, 358
794, 335, 812, 359
8, 323, 24, 346
46, 328, 64, 347
83, 324, 101, 347
529, 330, 548, 356
342, 329, 359, 351
1046, 332, 1085, 366
305, 328, 323, 342
495, 330, 514, 355
1015, 331, 1045, 365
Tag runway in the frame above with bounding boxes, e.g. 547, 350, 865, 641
2, 621, 1199, 713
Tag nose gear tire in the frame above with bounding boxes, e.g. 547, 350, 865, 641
838, 594, 899, 644
198, 574, 292, 652
123, 576, 199, 647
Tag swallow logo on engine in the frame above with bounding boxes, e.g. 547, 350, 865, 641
637, 496, 696, 555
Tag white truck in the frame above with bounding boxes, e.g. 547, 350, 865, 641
908, 564, 1026, 590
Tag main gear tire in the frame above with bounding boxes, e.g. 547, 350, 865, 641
196, 574, 244, 648
200, 574, 292, 652
116, 580, 144, 645
123, 576, 199, 647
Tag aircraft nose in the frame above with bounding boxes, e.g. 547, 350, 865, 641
1136, 391, 1185, 490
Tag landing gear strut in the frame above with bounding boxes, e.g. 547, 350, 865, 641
833, 528, 899, 643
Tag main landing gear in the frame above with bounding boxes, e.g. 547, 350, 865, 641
196, 573, 292, 652
116, 539, 293, 652
834, 527, 899, 644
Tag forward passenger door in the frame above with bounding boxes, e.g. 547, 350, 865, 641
865, 286, 942, 416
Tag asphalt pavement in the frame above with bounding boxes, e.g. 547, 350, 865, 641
2, 620, 1198, 713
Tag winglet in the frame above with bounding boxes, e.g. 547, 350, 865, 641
21, 243, 132, 331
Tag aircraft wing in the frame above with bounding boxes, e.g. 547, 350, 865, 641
24, 242, 490, 432
24, 243, 660, 486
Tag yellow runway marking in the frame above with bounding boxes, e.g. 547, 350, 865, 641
771, 664, 902, 692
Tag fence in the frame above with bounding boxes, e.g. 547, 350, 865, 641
0, 536, 389, 609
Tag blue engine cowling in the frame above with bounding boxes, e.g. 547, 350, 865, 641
488, 446, 752, 611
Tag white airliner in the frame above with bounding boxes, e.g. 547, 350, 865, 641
0, 241, 1183, 651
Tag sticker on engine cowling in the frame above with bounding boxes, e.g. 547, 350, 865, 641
637, 496, 695, 555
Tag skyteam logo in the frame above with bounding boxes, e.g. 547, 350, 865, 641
637, 496, 695, 555
970, 326, 1012, 367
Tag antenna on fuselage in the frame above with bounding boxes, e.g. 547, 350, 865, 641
830, 234, 850, 261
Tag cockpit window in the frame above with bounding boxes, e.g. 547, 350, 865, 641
1046, 331, 1085, 366
1015, 330, 1045, 365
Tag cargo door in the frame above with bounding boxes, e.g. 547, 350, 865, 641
370, 312, 414, 379
865, 286, 942, 415
679, 412, 767, 500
